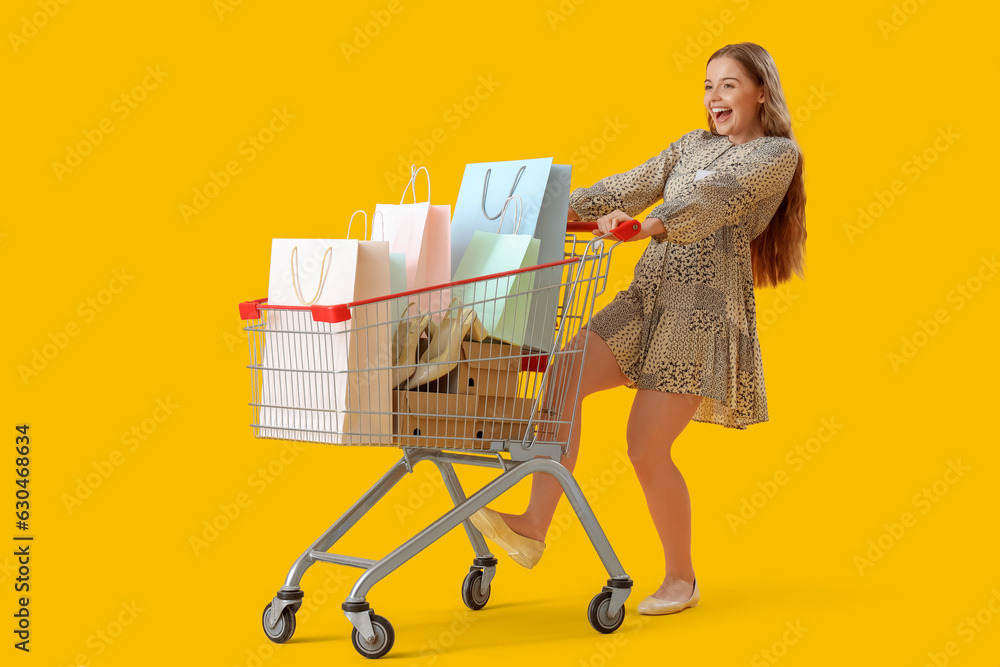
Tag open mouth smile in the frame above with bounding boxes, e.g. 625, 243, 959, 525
711, 106, 733, 123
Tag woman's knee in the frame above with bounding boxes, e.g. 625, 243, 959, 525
626, 421, 676, 467
625, 391, 703, 465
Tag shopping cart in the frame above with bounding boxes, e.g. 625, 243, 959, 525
238, 219, 642, 659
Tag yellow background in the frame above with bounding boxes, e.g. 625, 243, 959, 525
4, 0, 999, 664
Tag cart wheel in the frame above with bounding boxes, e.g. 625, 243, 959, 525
461, 569, 491, 610
261, 602, 296, 643
587, 591, 625, 634
351, 613, 394, 659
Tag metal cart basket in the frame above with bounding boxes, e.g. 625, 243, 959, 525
238, 220, 642, 658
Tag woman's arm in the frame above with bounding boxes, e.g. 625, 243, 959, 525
566, 129, 697, 221
648, 138, 799, 245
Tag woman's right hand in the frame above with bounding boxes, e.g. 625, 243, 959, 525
567, 206, 581, 222
593, 209, 634, 236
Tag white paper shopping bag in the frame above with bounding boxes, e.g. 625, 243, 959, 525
260, 214, 392, 445
266, 238, 359, 307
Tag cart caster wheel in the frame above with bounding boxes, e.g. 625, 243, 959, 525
587, 590, 625, 634
351, 613, 394, 659
261, 602, 296, 643
461, 569, 491, 610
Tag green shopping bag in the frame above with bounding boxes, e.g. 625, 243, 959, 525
452, 196, 540, 347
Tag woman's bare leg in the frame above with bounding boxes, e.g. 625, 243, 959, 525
499, 329, 629, 541
626, 389, 703, 600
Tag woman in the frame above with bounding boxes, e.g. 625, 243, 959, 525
471, 42, 807, 616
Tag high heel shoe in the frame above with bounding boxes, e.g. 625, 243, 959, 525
636, 577, 699, 616
469, 507, 546, 569
391, 302, 431, 389
461, 301, 487, 343
404, 297, 486, 390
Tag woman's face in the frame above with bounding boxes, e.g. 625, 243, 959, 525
704, 56, 765, 141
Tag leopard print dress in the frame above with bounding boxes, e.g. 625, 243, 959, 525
567, 128, 799, 430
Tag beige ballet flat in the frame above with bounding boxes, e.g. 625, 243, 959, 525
469, 507, 545, 569
637, 577, 699, 616
404, 297, 485, 390
391, 303, 431, 389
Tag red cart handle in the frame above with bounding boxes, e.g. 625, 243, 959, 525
566, 219, 642, 241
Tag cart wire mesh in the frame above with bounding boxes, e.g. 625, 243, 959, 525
241, 230, 618, 456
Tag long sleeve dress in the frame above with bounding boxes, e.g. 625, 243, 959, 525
567, 128, 799, 430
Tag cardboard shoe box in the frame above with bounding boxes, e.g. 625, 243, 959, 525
455, 340, 523, 397
395, 389, 479, 416
392, 389, 489, 450
455, 366, 521, 397
475, 396, 538, 441
460, 340, 522, 370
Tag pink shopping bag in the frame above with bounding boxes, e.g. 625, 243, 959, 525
373, 165, 451, 320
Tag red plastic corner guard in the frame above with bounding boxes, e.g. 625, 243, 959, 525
239, 298, 266, 320
311, 304, 352, 323
238, 298, 352, 323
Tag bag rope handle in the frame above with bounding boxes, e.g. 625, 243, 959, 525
346, 210, 368, 240
371, 209, 386, 241
399, 165, 432, 204
290, 245, 333, 306
481, 165, 526, 220
496, 194, 524, 235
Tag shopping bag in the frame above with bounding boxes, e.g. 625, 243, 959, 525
373, 165, 452, 318
266, 238, 358, 307
372, 210, 408, 322
453, 196, 541, 347
260, 213, 393, 445
450, 158, 570, 352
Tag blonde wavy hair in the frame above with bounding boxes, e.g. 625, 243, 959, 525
705, 43, 807, 289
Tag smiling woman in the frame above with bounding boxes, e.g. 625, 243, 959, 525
471, 41, 810, 620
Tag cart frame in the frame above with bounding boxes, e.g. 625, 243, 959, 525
240, 220, 643, 658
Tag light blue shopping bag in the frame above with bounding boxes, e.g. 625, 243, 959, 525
451, 158, 571, 352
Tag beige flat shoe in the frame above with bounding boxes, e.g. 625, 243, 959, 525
469, 507, 545, 569
637, 577, 699, 616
